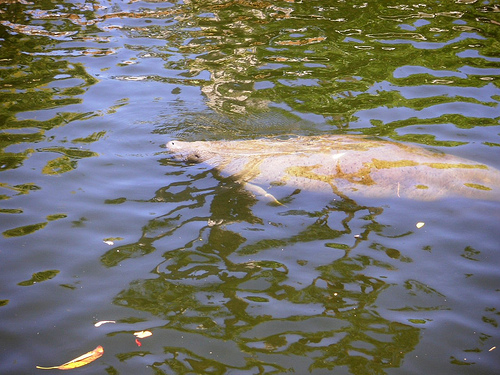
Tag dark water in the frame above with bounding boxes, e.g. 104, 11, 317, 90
1, 0, 499, 374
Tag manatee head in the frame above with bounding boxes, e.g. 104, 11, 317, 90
166, 140, 218, 163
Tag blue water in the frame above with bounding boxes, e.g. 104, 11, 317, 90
1, 1, 499, 374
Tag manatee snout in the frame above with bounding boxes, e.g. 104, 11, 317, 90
166, 140, 181, 151
166, 140, 203, 163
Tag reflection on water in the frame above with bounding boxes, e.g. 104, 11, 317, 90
103, 179, 424, 373
0, 0, 499, 374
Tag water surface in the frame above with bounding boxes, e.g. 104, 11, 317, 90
1, 1, 499, 374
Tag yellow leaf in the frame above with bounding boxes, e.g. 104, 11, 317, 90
133, 330, 152, 338
36, 345, 103, 370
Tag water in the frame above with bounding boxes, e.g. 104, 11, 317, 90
1, 0, 499, 374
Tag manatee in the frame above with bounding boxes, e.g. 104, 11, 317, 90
166, 135, 500, 202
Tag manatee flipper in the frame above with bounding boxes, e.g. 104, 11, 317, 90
245, 182, 284, 206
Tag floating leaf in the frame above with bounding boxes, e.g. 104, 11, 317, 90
416, 222, 425, 229
94, 320, 116, 327
36, 345, 103, 370
133, 330, 152, 338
